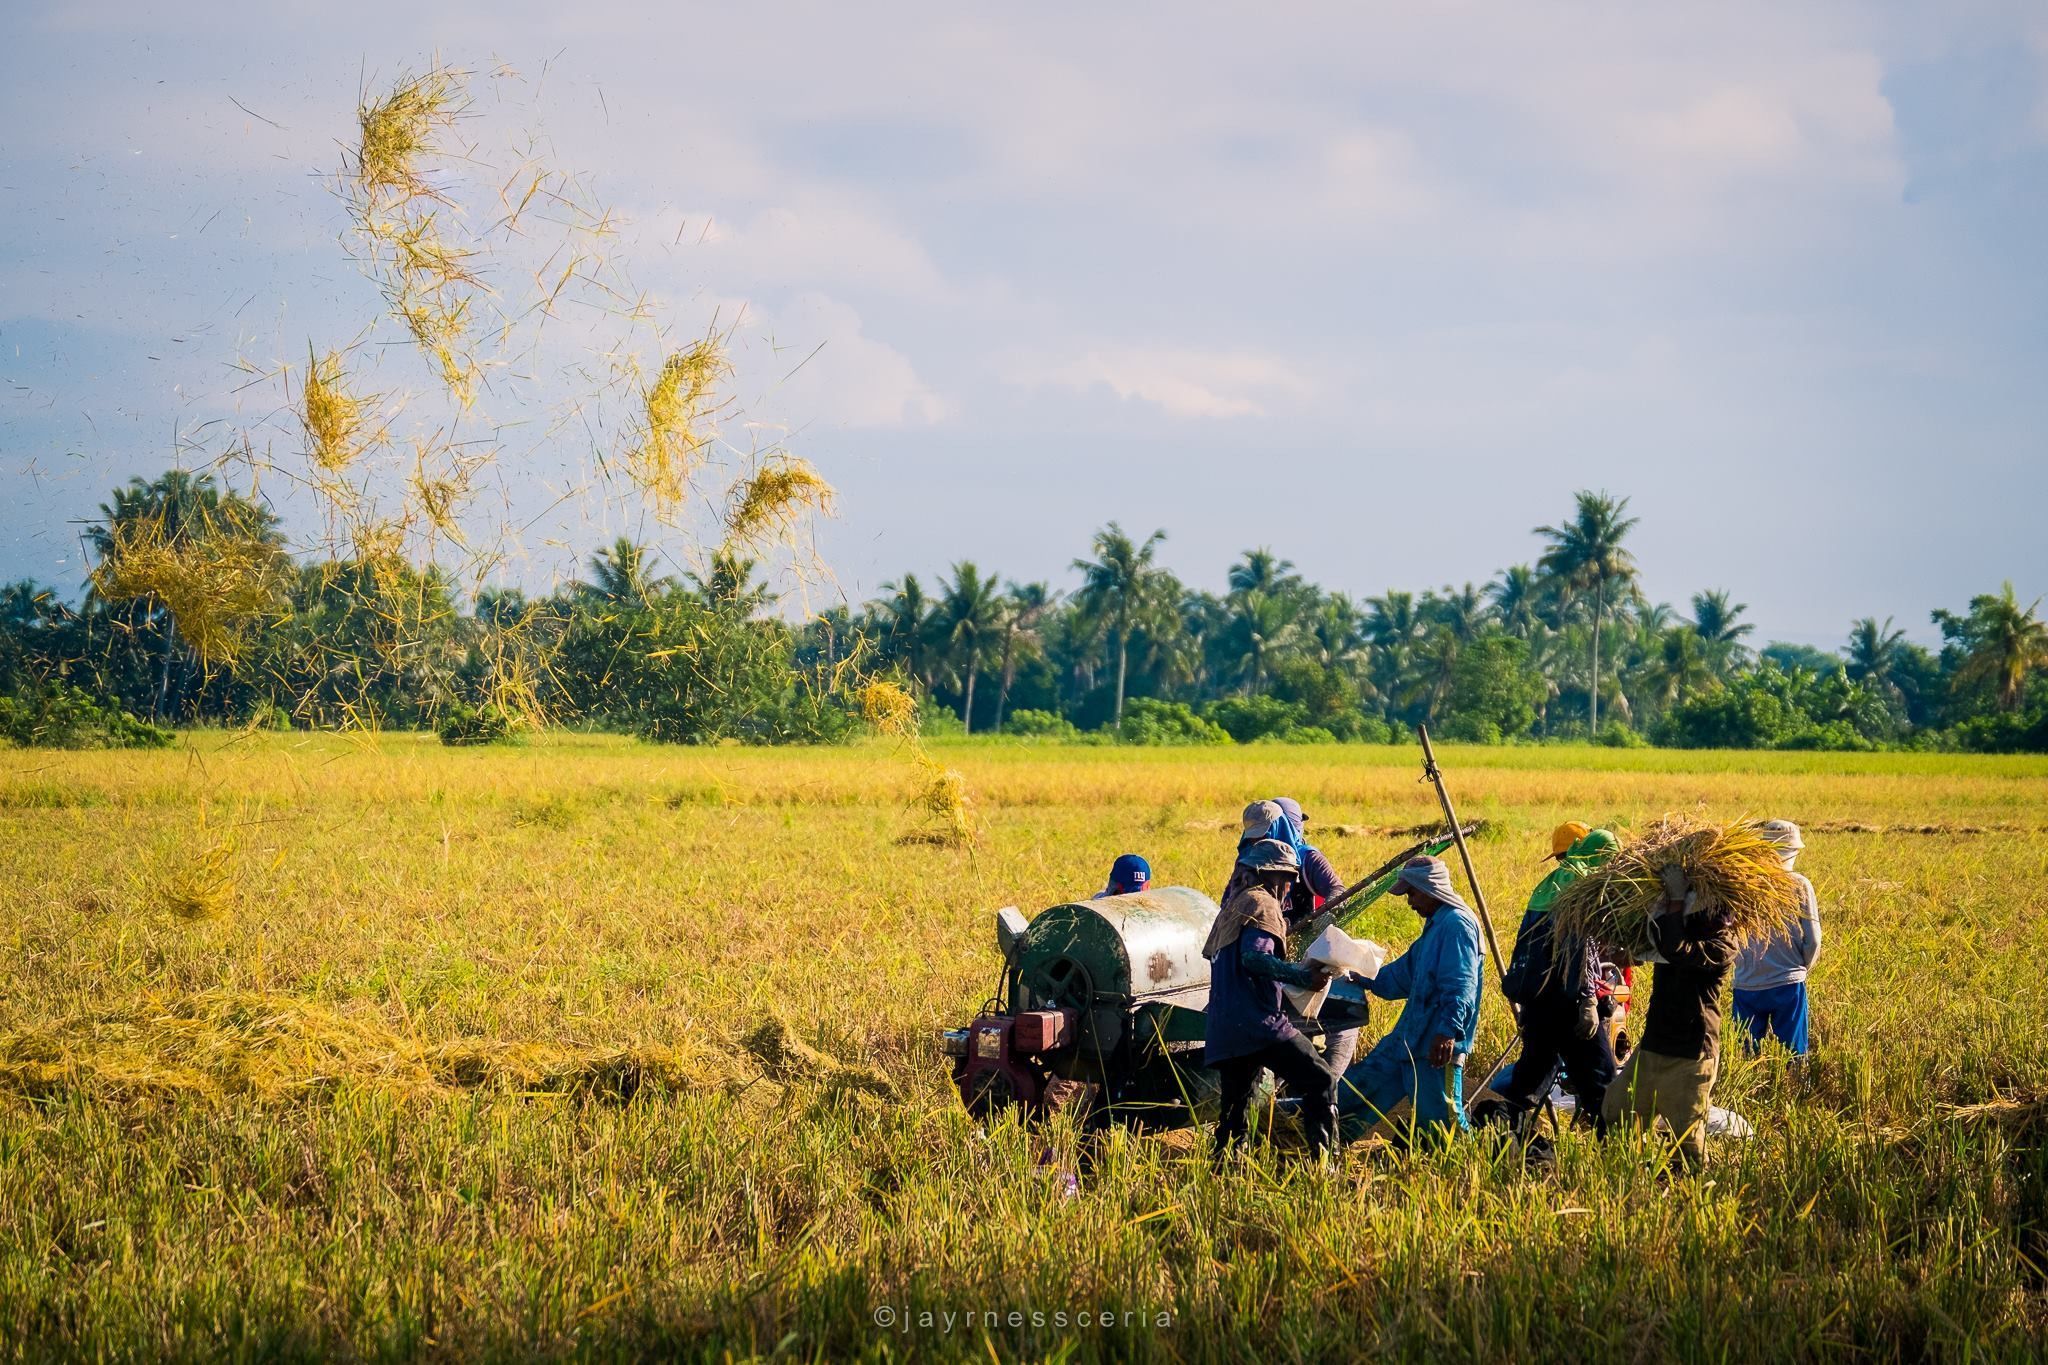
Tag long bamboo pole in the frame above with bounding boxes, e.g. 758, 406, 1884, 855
1417, 725, 1557, 1132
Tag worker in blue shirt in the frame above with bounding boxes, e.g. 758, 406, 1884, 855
1340, 855, 1485, 1142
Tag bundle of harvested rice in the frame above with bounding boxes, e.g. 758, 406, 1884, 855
1549, 815, 1803, 954
723, 455, 835, 552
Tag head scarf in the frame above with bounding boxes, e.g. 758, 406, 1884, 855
1204, 839, 1295, 958
1390, 855, 1474, 917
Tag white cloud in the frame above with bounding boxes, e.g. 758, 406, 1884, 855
770, 293, 949, 429
657, 200, 951, 301
1617, 52, 1899, 193
1013, 347, 1313, 419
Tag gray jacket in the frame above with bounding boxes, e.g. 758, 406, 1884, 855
1732, 871, 1821, 991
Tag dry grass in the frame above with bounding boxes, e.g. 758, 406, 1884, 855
89, 522, 283, 671
625, 339, 728, 512
150, 834, 238, 922
354, 66, 464, 205
1549, 815, 1806, 953
724, 455, 835, 551
1, 737, 2046, 1356
300, 347, 374, 472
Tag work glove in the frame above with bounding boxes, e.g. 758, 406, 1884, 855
1658, 863, 1690, 905
1573, 994, 1600, 1041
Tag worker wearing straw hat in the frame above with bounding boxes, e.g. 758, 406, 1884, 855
1340, 855, 1485, 1141
1476, 823, 1622, 1132
1599, 861, 1736, 1171
1730, 820, 1821, 1056
1202, 837, 1340, 1161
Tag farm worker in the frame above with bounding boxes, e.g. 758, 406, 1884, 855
1271, 797, 1346, 919
1216, 799, 1296, 910
1599, 863, 1736, 1172
1201, 837, 1340, 1161
1273, 796, 1363, 1077
1093, 853, 1152, 900
1730, 820, 1821, 1056
1341, 856, 1485, 1142
1478, 824, 1622, 1131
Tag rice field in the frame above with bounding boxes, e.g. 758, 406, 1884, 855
2, 734, 2045, 1361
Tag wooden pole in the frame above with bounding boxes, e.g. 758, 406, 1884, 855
1417, 725, 1508, 975
1417, 725, 1557, 1132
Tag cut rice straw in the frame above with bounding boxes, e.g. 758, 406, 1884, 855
724, 455, 835, 552
1548, 814, 1804, 955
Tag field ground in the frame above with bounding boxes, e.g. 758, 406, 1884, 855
2, 734, 2046, 1360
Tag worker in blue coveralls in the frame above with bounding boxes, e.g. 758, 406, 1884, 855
1340, 855, 1485, 1142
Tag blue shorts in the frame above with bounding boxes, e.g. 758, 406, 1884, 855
1731, 982, 1809, 1056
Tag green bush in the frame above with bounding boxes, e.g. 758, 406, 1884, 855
1952, 705, 2048, 754
1596, 721, 1646, 748
0, 681, 174, 750
1352, 714, 1398, 745
1203, 695, 1305, 743
1442, 636, 1545, 742
439, 703, 518, 747
1441, 716, 1505, 745
1282, 725, 1337, 745
1118, 698, 1231, 746
1001, 709, 1078, 739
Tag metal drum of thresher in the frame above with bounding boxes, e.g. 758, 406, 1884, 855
1005, 886, 1221, 1120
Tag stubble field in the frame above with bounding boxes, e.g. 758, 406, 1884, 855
2, 734, 2045, 1361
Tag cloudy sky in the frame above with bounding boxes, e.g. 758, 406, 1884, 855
2, 2, 2044, 646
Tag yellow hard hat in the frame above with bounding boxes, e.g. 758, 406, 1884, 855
1549, 821, 1591, 859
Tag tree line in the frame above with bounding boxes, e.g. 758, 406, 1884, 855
2, 474, 2044, 752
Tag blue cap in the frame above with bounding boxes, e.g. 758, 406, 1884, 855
1108, 853, 1151, 894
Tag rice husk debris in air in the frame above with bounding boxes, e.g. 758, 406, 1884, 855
1548, 815, 1804, 954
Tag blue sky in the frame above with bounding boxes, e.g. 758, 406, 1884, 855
1, 1, 2044, 646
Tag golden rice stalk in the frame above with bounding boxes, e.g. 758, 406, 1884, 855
396, 288, 476, 404
356, 66, 464, 205
910, 755, 976, 848
91, 525, 283, 672
153, 836, 238, 921
739, 1015, 897, 1101
626, 339, 728, 510
368, 212, 480, 289
0, 988, 741, 1105
1549, 815, 1804, 954
855, 679, 918, 739
301, 346, 372, 472
724, 456, 836, 551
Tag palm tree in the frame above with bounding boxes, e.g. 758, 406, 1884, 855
872, 574, 938, 692
1072, 522, 1168, 725
1846, 616, 1907, 693
1954, 582, 2048, 710
1226, 589, 1303, 694
993, 581, 1056, 731
1689, 589, 1755, 676
1487, 565, 1542, 639
1535, 490, 1641, 733
936, 562, 1002, 733
1638, 626, 1717, 716
584, 538, 670, 605
688, 550, 772, 617
1227, 547, 1302, 598
1366, 591, 1427, 720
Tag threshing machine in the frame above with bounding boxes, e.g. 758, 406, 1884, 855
941, 830, 1467, 1128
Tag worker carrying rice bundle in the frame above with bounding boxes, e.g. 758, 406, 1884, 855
1549, 817, 1806, 1171
1472, 822, 1622, 1134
